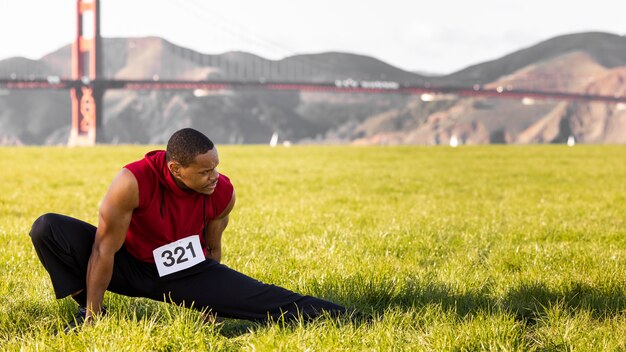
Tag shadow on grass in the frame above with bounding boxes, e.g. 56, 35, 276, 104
314, 275, 626, 325
502, 281, 626, 323
121, 298, 258, 338
0, 298, 77, 337
216, 319, 258, 338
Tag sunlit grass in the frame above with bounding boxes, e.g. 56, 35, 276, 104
1, 145, 625, 351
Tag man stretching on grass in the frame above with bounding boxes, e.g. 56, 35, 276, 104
29, 127, 348, 329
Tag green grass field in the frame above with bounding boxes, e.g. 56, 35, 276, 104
1, 145, 625, 351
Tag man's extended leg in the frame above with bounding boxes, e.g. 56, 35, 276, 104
156, 259, 347, 322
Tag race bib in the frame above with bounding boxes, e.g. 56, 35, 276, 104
153, 235, 205, 277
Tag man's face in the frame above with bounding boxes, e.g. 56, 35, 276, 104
169, 148, 220, 195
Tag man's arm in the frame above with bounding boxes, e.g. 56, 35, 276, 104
204, 190, 236, 263
85, 168, 138, 320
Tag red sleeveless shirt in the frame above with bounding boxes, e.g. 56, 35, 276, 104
123, 150, 234, 263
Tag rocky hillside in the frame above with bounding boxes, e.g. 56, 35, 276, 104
340, 32, 626, 145
0, 32, 625, 145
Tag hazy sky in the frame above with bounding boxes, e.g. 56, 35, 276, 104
1, 0, 624, 74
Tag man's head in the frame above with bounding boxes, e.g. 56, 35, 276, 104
166, 128, 220, 195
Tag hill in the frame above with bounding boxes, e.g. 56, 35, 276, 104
334, 32, 626, 145
0, 32, 625, 145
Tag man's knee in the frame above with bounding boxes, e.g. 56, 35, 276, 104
29, 213, 60, 244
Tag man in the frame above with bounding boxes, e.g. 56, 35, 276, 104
30, 128, 348, 327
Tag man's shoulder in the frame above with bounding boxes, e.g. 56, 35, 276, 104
122, 151, 163, 208
124, 159, 150, 183
124, 157, 148, 172
124, 150, 163, 179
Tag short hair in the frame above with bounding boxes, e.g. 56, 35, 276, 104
166, 128, 215, 166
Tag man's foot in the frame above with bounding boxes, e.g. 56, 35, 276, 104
348, 310, 375, 326
63, 307, 107, 333
202, 311, 225, 325
63, 307, 87, 334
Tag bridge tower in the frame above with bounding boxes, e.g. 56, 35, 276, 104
68, 0, 103, 146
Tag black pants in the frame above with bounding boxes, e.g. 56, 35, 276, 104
29, 213, 346, 322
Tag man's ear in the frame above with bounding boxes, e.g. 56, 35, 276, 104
168, 161, 181, 177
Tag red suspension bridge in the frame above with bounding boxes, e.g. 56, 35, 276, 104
1, 0, 625, 145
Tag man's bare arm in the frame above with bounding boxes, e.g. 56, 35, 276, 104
204, 190, 236, 263
85, 168, 138, 320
